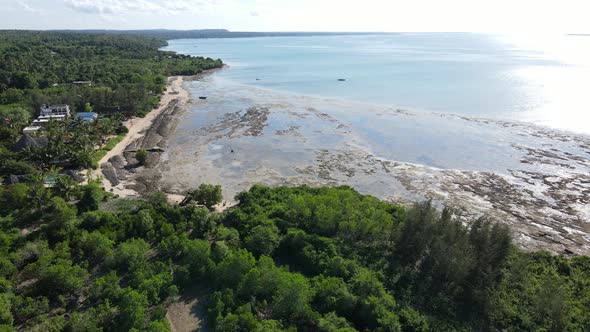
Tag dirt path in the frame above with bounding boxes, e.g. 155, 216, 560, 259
166, 287, 210, 332
166, 297, 203, 332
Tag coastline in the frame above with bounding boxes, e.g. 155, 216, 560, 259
153, 75, 590, 255
95, 76, 188, 197
93, 65, 590, 255
94, 69, 218, 202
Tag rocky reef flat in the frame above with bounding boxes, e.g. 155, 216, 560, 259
108, 76, 590, 255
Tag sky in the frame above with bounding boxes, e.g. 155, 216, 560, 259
1, 0, 590, 33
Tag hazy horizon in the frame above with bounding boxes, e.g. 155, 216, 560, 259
1, 0, 590, 34
3, 28, 590, 36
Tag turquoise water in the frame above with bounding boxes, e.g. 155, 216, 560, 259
156, 34, 590, 244
165, 33, 590, 134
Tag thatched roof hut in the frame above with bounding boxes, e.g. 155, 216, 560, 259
11, 134, 48, 153
4, 174, 27, 185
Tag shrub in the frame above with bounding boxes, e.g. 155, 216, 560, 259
136, 149, 148, 166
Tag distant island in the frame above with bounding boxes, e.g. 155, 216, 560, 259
0, 29, 397, 40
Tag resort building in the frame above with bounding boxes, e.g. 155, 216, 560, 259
73, 81, 93, 85
75, 112, 98, 123
40, 104, 71, 117
32, 114, 68, 126
22, 125, 44, 137
23, 104, 72, 133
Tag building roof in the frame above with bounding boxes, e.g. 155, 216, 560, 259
12, 134, 48, 152
23, 126, 43, 132
4, 174, 27, 185
64, 169, 84, 183
76, 112, 98, 118
33, 115, 67, 125
75, 112, 98, 124
38, 114, 67, 119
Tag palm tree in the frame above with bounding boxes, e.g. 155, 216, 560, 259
27, 172, 51, 212
53, 174, 80, 202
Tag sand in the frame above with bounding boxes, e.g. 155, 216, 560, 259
93, 72, 236, 211
92, 76, 190, 198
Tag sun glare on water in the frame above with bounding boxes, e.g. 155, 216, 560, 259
498, 33, 590, 134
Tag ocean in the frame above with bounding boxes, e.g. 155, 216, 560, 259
154, 34, 590, 252
164, 33, 590, 134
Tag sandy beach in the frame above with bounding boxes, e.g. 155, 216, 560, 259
95, 69, 235, 208
94, 75, 191, 199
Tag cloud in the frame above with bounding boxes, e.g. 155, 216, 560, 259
18, 1, 46, 14
64, 0, 119, 14
64, 0, 225, 15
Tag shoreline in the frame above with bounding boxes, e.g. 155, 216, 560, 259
94, 68, 590, 255
152, 75, 590, 255
95, 67, 237, 209
94, 69, 220, 202
213, 74, 590, 140
94, 75, 190, 198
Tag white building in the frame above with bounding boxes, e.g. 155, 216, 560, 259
22, 126, 44, 136
40, 104, 71, 117
32, 115, 68, 126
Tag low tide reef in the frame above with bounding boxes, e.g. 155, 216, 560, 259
109, 76, 590, 255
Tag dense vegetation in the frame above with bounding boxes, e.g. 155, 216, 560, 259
0, 31, 222, 173
0, 182, 587, 331
46, 29, 392, 40
0, 31, 222, 115
0, 30, 587, 331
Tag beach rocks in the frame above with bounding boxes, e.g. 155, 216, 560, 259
101, 162, 120, 187
198, 106, 270, 139
101, 81, 191, 194
109, 155, 127, 169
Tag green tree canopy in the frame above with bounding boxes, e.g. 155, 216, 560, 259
184, 183, 223, 210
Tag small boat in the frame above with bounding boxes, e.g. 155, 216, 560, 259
256, 78, 261, 81
199, 96, 207, 100
338, 78, 347, 82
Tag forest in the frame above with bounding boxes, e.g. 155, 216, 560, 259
47, 29, 392, 40
0, 183, 588, 331
0, 31, 222, 173
0, 31, 588, 331
0, 31, 222, 115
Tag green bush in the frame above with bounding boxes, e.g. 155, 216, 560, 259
136, 149, 148, 166
185, 183, 223, 210
0, 183, 587, 331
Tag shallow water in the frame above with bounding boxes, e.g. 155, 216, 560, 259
158, 76, 590, 198
153, 35, 590, 253
164, 33, 590, 134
